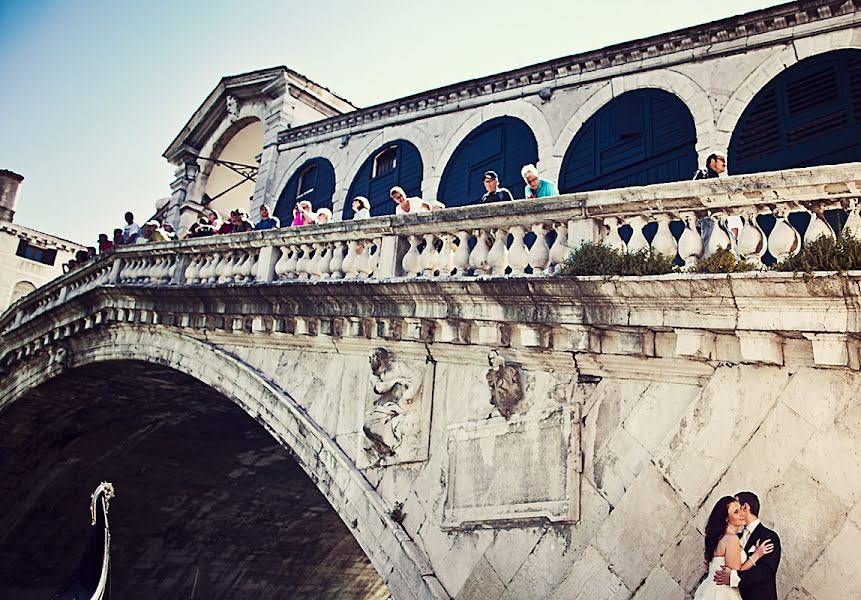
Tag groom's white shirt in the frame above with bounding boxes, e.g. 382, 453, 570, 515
730, 518, 762, 587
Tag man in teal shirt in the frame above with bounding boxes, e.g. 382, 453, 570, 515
521, 164, 559, 199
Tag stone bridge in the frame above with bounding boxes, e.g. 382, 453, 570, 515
2, 166, 861, 599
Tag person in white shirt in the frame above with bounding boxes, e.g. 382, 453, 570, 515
390, 186, 444, 215
122, 211, 141, 244
352, 196, 371, 220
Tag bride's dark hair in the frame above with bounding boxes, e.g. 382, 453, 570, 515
704, 496, 736, 562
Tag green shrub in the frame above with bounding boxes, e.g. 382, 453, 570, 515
690, 247, 757, 273
774, 234, 861, 273
557, 242, 678, 276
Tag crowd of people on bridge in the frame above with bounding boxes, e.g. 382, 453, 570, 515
65, 154, 726, 273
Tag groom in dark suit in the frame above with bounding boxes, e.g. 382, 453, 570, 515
714, 491, 781, 600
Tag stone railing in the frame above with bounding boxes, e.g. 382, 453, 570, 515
4, 163, 861, 333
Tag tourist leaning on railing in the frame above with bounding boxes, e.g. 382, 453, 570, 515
254, 204, 280, 230
390, 186, 445, 214
352, 196, 371, 220
521, 164, 559, 199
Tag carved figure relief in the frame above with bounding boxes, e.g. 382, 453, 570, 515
226, 95, 240, 122
362, 347, 422, 461
49, 344, 72, 371
485, 350, 523, 419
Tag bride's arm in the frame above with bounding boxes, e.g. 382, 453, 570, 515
723, 536, 744, 570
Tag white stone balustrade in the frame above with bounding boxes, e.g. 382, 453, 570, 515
7, 164, 861, 331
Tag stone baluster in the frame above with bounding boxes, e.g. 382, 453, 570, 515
205, 253, 221, 283
469, 229, 490, 275
651, 214, 677, 258
316, 243, 332, 279
368, 238, 382, 276
184, 256, 200, 283
420, 233, 440, 277
329, 241, 345, 279
453, 231, 471, 275
342, 240, 360, 278
231, 252, 248, 282
677, 212, 704, 268
845, 200, 861, 240
306, 242, 324, 279
355, 240, 373, 278
602, 217, 626, 252
528, 223, 551, 274
548, 222, 569, 273
273, 246, 289, 280
767, 208, 802, 262
149, 257, 163, 283
703, 213, 733, 259
401, 235, 421, 277
217, 253, 234, 284
507, 226, 529, 275
804, 208, 835, 245
487, 227, 509, 276
737, 210, 766, 265
296, 243, 312, 279
246, 252, 258, 282
626, 216, 649, 253
438, 233, 455, 277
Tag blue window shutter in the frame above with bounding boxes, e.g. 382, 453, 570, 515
274, 158, 335, 224
730, 50, 861, 174
560, 89, 697, 193
437, 117, 539, 207
343, 140, 423, 219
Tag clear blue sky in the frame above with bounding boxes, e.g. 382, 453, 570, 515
0, 0, 780, 245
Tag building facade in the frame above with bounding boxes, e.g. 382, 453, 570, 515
0, 170, 84, 311
161, 0, 861, 234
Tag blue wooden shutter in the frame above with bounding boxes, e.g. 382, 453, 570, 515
559, 89, 697, 193
730, 50, 861, 174
343, 140, 423, 219
437, 117, 539, 207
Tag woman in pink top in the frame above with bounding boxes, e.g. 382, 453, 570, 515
291, 200, 315, 226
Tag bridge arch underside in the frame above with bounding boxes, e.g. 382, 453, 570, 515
0, 361, 389, 600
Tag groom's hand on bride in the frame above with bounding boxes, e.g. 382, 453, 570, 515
753, 538, 775, 560
714, 565, 731, 585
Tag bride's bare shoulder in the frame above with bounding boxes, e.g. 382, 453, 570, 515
715, 534, 739, 554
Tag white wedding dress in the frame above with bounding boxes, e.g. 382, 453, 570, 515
693, 550, 745, 600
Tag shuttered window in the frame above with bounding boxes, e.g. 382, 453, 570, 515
274, 158, 336, 225
559, 89, 697, 193
729, 50, 861, 174
437, 117, 539, 207
343, 140, 423, 219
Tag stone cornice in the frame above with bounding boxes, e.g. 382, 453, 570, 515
1, 223, 85, 252
277, 0, 859, 147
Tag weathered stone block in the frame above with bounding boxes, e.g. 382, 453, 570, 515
766, 464, 849, 596
483, 527, 543, 586
632, 566, 685, 600
549, 545, 631, 600
779, 367, 860, 430
595, 464, 689, 591
454, 556, 506, 600
622, 381, 700, 455
655, 365, 789, 509
799, 520, 861, 600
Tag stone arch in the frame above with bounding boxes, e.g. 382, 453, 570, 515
553, 70, 715, 176
272, 143, 351, 217
0, 325, 445, 600
714, 33, 861, 159
434, 101, 553, 199
8, 280, 36, 306
335, 125, 437, 215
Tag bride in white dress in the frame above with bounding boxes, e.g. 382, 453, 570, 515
694, 496, 774, 600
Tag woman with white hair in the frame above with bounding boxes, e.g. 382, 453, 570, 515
390, 186, 445, 215
521, 164, 559, 199
315, 207, 333, 224
352, 196, 371, 220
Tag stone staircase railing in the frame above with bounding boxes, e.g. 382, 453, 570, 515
4, 163, 861, 334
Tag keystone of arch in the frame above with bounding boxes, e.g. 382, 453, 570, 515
0, 325, 448, 600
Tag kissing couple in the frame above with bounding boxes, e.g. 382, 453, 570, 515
693, 491, 781, 600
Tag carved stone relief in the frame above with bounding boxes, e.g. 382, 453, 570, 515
226, 95, 240, 122
360, 347, 433, 468
485, 350, 523, 419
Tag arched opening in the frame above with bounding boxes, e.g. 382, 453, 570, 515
729, 49, 861, 175
202, 120, 264, 218
274, 158, 336, 226
437, 116, 539, 207
0, 361, 390, 599
9, 280, 36, 306
343, 140, 423, 219
559, 89, 698, 193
